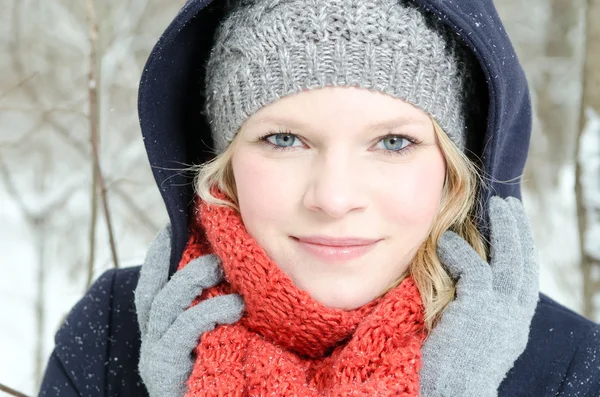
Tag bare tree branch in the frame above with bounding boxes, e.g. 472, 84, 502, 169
576, 0, 600, 320
1, 0, 168, 391
0, 72, 39, 102
7, 4, 157, 240
0, 155, 34, 220
87, 151, 99, 289
107, 179, 161, 232
0, 120, 45, 149
1, 152, 75, 388
86, 0, 120, 269
0, 153, 83, 218
38, 116, 159, 236
0, 382, 30, 397
33, 219, 47, 389
0, 106, 87, 117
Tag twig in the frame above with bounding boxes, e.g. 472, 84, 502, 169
0, 116, 34, 397
39, 117, 159, 236
86, 0, 119, 269
1, 152, 74, 388
0, 153, 82, 219
33, 217, 47, 387
0, 157, 31, 219
0, 382, 30, 397
0, 106, 87, 116
0, 119, 44, 149
0, 72, 38, 102
87, 151, 99, 289
108, 180, 161, 232
0, 158, 45, 390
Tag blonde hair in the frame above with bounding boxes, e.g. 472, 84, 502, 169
194, 118, 487, 332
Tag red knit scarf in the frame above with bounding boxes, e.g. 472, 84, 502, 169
178, 198, 426, 396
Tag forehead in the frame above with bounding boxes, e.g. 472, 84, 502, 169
245, 86, 431, 132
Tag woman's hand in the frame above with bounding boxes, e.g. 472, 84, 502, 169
420, 196, 540, 396
134, 225, 245, 397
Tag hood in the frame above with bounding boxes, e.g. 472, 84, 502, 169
137, 0, 532, 277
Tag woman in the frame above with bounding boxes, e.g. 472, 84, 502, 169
40, 0, 600, 396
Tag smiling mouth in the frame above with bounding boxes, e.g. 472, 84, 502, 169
291, 236, 381, 262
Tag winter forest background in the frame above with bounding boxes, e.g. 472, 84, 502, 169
0, 0, 599, 395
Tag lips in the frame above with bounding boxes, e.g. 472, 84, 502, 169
292, 236, 381, 262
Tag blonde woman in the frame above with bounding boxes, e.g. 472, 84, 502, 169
40, 0, 600, 396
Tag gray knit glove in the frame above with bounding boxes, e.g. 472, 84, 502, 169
419, 196, 539, 397
134, 225, 245, 397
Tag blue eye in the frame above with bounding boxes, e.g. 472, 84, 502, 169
376, 136, 410, 151
266, 133, 302, 148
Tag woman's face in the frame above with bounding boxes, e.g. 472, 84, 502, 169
231, 86, 446, 310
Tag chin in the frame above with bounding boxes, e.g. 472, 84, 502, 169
307, 284, 377, 311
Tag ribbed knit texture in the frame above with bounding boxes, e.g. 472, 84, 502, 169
177, 195, 426, 396
205, 0, 475, 153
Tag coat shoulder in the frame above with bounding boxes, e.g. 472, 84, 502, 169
40, 266, 147, 397
500, 294, 600, 397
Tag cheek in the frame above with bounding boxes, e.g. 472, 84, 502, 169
231, 151, 301, 234
378, 150, 446, 228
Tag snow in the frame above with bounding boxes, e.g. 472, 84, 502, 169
0, 185, 164, 395
522, 164, 583, 313
0, 196, 38, 394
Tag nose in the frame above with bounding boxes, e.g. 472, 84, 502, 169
302, 152, 368, 219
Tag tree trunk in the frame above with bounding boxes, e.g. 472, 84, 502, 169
576, 0, 600, 320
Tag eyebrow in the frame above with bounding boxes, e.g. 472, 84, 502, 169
364, 116, 427, 131
251, 115, 426, 132
251, 116, 308, 130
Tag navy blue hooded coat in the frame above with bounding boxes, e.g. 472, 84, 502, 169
39, 0, 600, 395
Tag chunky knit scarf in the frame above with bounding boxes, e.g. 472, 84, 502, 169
178, 198, 426, 396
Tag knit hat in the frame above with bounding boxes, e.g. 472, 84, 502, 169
205, 0, 475, 153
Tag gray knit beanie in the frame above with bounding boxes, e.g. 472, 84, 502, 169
205, 0, 475, 153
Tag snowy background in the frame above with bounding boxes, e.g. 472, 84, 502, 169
0, 0, 599, 395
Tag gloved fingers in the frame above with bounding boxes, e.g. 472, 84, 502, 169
160, 294, 245, 353
488, 196, 524, 297
437, 231, 492, 293
146, 254, 224, 341
140, 295, 244, 397
135, 224, 173, 338
506, 197, 540, 309
138, 345, 193, 397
